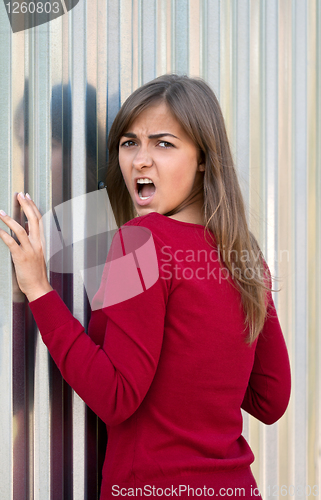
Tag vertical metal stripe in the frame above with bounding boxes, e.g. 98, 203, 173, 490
204, 0, 220, 97
230, 0, 237, 148
48, 17, 67, 489
264, 0, 278, 289
71, 1, 87, 497
199, 0, 204, 77
0, 8, 13, 499
277, 0, 294, 492
248, 0, 262, 243
248, 0, 262, 486
97, 0, 108, 190
220, 0, 233, 142
262, 1, 279, 496
317, 1, 321, 491
293, 0, 308, 491
87, 0, 97, 89
235, 0, 250, 449
166, 0, 172, 74
26, 31, 36, 500
120, 0, 133, 102
132, 0, 141, 91
107, 0, 121, 131
156, 0, 168, 77
33, 21, 52, 500
62, 9, 69, 86
235, 0, 250, 210
51, 10, 63, 84
307, 0, 319, 494
189, 0, 200, 77
142, 0, 156, 84
174, 0, 189, 74
33, 345, 51, 500
12, 33, 25, 187
72, 393, 86, 500
156, 0, 172, 76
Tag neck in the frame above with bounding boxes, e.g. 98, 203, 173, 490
167, 198, 206, 226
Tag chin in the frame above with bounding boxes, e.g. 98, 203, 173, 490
137, 206, 158, 214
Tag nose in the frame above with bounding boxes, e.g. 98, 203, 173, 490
132, 143, 153, 170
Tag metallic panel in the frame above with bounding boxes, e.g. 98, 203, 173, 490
0, 1, 320, 499
292, 0, 308, 492
0, 5, 13, 499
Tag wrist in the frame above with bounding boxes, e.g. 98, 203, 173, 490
26, 283, 54, 303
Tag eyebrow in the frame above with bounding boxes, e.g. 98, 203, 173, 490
122, 132, 180, 140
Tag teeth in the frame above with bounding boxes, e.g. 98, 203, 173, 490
137, 179, 154, 184
138, 192, 151, 200
137, 178, 155, 201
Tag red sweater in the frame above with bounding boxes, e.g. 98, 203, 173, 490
28, 212, 291, 499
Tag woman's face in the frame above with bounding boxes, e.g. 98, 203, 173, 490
118, 101, 205, 219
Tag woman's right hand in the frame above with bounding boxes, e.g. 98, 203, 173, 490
12, 192, 27, 302
0, 192, 53, 302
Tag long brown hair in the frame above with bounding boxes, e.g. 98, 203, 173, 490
106, 74, 277, 344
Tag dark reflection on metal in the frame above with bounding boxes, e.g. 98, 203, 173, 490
50, 270, 73, 500
12, 299, 28, 499
12, 79, 107, 499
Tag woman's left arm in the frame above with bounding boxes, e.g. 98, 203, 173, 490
241, 293, 292, 425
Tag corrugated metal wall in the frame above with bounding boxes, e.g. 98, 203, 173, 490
0, 1, 320, 499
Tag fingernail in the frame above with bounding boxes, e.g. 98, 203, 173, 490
0, 210, 7, 216
19, 192, 25, 199
26, 193, 31, 200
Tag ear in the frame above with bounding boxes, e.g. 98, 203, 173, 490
198, 151, 205, 172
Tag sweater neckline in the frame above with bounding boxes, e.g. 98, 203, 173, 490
145, 211, 207, 229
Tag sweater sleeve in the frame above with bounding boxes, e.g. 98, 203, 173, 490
241, 293, 291, 425
28, 224, 170, 427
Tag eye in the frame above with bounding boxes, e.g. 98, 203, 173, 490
158, 141, 174, 148
120, 140, 137, 147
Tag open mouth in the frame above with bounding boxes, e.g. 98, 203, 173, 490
136, 179, 156, 200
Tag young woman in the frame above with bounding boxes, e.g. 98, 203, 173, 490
0, 74, 291, 499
